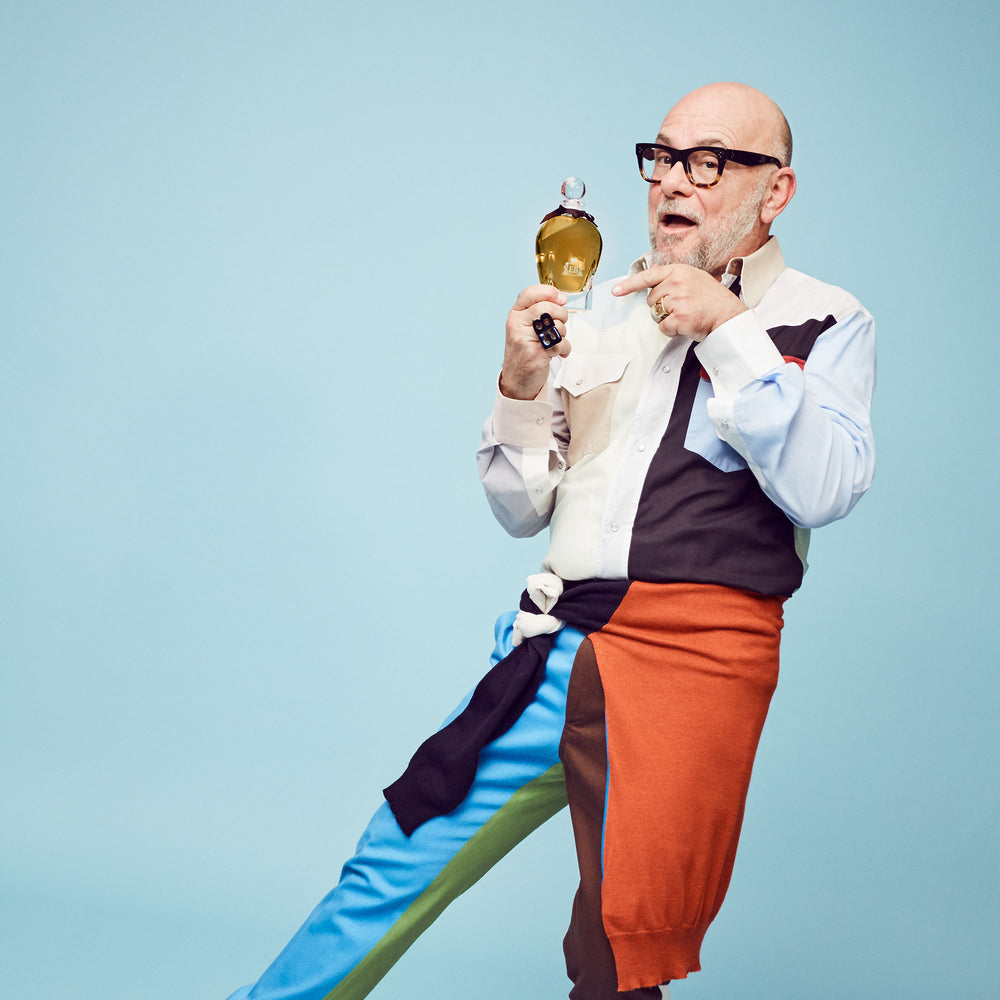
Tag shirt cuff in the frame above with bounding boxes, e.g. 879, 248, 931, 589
694, 310, 784, 396
491, 382, 554, 447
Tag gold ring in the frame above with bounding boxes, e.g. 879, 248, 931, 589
651, 297, 671, 323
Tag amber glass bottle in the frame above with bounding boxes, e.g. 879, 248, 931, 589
535, 177, 602, 300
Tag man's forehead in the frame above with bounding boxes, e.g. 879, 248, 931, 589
656, 112, 739, 149
655, 129, 732, 149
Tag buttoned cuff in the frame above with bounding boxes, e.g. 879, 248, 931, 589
491, 382, 554, 446
694, 311, 784, 396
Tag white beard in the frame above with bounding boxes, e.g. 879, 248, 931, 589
650, 176, 769, 275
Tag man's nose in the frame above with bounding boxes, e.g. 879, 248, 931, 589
659, 159, 692, 195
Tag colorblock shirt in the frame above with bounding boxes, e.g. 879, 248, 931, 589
477, 238, 876, 597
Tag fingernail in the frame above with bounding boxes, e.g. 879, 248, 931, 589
611, 284, 622, 295
557, 292, 567, 304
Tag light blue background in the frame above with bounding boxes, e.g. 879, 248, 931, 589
2, 2, 997, 998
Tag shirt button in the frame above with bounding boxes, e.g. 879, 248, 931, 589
610, 522, 619, 533
637, 443, 646, 452
575, 378, 584, 387
661, 365, 671, 374
720, 421, 729, 429
534, 487, 544, 494
712, 366, 721, 375
536, 417, 544, 424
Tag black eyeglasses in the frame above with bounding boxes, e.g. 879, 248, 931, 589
635, 143, 782, 188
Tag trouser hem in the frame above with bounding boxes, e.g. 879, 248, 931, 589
607, 926, 704, 991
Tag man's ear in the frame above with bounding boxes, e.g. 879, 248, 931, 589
760, 167, 796, 225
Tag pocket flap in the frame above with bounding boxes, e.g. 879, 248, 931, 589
554, 353, 630, 397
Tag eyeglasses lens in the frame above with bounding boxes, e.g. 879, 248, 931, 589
640, 146, 722, 187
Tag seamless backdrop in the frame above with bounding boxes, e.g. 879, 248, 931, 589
2, 2, 998, 999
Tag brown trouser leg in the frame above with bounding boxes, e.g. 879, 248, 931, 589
560, 639, 662, 1000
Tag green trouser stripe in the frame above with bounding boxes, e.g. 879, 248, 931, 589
324, 763, 568, 1000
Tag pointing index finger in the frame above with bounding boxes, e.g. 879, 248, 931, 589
612, 266, 670, 297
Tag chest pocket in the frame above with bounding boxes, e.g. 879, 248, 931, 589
555, 353, 630, 466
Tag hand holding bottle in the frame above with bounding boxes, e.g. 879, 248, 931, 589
499, 285, 570, 400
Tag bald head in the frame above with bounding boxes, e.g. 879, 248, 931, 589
664, 83, 792, 166
647, 82, 798, 275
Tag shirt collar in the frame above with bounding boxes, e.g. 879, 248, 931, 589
628, 236, 786, 309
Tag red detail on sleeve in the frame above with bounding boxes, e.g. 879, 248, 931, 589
699, 355, 806, 382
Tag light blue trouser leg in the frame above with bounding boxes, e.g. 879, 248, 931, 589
227, 614, 586, 1000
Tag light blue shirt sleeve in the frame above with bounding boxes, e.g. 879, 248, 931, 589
695, 308, 876, 528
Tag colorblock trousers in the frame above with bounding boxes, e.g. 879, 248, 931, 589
227, 583, 783, 1000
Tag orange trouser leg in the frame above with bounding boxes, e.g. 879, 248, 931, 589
560, 638, 663, 1000
564, 583, 784, 992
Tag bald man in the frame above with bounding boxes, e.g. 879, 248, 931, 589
227, 84, 875, 1000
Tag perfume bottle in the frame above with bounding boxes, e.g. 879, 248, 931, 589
535, 177, 603, 309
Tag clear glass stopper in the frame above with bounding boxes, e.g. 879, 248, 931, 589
561, 177, 585, 201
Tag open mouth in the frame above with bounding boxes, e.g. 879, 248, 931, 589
660, 214, 697, 231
